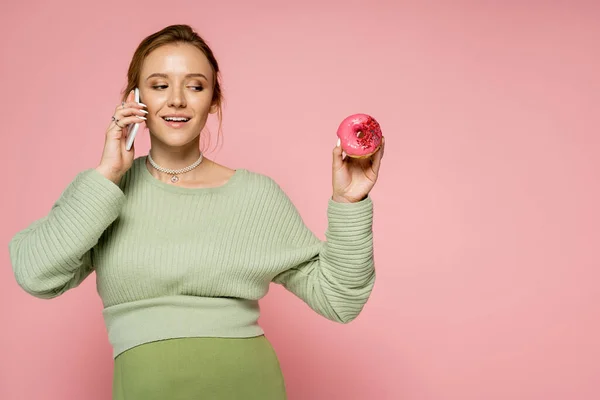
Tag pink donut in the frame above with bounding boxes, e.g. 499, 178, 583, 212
336, 113, 383, 158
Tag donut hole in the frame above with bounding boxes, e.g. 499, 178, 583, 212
356, 130, 364, 138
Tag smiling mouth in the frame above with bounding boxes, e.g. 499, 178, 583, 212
162, 116, 191, 122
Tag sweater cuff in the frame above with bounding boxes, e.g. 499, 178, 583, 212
326, 196, 373, 238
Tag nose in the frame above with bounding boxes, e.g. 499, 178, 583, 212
167, 86, 186, 108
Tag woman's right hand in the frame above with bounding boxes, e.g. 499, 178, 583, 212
96, 90, 148, 184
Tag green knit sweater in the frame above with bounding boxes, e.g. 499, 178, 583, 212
9, 156, 376, 357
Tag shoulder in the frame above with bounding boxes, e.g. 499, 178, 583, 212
241, 169, 284, 192
239, 169, 299, 210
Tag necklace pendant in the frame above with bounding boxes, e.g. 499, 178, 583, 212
171, 175, 179, 183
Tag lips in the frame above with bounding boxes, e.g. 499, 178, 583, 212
161, 115, 191, 129
162, 116, 191, 122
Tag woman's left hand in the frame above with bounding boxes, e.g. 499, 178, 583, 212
331, 137, 385, 203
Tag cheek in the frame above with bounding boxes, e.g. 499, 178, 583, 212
191, 92, 214, 111
145, 115, 163, 130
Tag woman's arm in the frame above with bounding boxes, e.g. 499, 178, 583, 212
272, 136, 384, 322
9, 169, 125, 299
272, 193, 375, 324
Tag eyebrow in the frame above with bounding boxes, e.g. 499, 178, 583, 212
145, 73, 208, 81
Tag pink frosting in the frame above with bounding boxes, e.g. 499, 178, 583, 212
336, 113, 383, 157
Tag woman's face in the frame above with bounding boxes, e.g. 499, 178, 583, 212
139, 43, 217, 148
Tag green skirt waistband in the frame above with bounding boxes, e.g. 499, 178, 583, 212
112, 335, 287, 400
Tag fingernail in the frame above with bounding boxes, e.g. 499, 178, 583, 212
138, 102, 148, 107
139, 109, 148, 114
336, 138, 341, 147
137, 116, 147, 120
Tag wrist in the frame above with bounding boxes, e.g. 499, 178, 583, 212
95, 166, 122, 185
331, 194, 365, 203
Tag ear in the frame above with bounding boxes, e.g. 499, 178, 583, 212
209, 102, 219, 114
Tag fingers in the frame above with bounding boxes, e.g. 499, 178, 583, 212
114, 107, 148, 120
113, 94, 147, 116
118, 100, 147, 111
113, 90, 147, 116
124, 89, 146, 108
332, 138, 344, 170
109, 90, 148, 133
112, 115, 146, 131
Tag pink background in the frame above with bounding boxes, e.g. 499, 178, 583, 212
1, 1, 599, 399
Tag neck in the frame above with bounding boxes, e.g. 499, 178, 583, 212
148, 140, 202, 170
146, 139, 209, 183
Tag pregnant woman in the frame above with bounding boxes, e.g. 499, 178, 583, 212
9, 24, 385, 399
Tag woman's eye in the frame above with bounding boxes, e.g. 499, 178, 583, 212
150, 85, 202, 91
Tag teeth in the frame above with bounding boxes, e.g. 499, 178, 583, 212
164, 117, 190, 122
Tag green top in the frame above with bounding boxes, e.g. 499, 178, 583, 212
9, 156, 376, 358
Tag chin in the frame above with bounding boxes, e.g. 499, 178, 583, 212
152, 131, 200, 148
151, 127, 200, 147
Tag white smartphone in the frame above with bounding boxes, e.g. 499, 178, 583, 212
125, 87, 141, 151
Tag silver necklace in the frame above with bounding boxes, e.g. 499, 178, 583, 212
147, 151, 203, 183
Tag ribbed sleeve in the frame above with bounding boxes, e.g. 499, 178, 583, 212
8, 156, 378, 355
272, 192, 375, 324
9, 169, 126, 298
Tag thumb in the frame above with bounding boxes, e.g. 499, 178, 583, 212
332, 138, 344, 170
126, 89, 135, 103
112, 128, 124, 139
